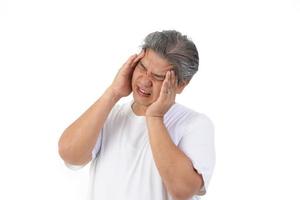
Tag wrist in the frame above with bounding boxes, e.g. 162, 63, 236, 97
146, 115, 164, 123
104, 87, 122, 103
145, 110, 165, 119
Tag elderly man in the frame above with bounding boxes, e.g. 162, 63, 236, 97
58, 30, 215, 200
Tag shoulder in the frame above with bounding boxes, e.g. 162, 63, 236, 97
164, 103, 214, 144
164, 103, 214, 130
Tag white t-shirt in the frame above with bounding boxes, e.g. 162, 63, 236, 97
67, 100, 215, 200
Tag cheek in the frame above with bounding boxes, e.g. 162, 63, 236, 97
131, 70, 139, 84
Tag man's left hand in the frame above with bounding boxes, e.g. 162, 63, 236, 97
145, 70, 177, 117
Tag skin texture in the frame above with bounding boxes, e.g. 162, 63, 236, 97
58, 49, 203, 200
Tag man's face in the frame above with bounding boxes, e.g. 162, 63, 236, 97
131, 49, 174, 108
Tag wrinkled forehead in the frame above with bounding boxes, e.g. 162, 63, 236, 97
141, 49, 173, 74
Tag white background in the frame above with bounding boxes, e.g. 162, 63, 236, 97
0, 0, 300, 199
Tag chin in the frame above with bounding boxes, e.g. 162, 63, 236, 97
132, 91, 153, 107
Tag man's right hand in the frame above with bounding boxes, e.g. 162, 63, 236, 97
109, 50, 145, 99
59, 50, 145, 166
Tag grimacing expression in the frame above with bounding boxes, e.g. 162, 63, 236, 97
131, 49, 173, 107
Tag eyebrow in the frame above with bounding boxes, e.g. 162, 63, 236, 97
139, 60, 167, 78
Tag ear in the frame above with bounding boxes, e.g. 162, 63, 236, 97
175, 80, 189, 94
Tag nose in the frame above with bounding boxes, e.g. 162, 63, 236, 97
140, 74, 152, 88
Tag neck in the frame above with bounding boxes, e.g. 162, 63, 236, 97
131, 102, 148, 116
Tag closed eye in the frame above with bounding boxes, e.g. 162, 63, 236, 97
153, 74, 165, 81
138, 61, 166, 81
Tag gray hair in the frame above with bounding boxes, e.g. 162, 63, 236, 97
141, 30, 199, 83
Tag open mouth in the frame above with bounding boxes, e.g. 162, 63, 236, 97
137, 86, 151, 97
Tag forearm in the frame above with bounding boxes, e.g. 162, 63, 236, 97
58, 88, 120, 165
146, 117, 202, 200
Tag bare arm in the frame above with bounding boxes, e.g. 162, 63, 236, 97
145, 71, 202, 199
146, 117, 203, 200
58, 51, 145, 166
58, 88, 120, 165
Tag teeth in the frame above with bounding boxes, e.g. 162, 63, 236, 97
139, 88, 150, 95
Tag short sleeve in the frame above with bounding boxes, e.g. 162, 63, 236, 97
64, 103, 121, 170
63, 129, 103, 170
90, 102, 122, 159
91, 129, 103, 160
64, 162, 85, 170
178, 114, 215, 196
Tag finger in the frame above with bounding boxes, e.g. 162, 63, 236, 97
166, 71, 173, 90
123, 54, 138, 68
165, 71, 172, 94
168, 71, 177, 98
171, 73, 176, 96
130, 50, 145, 69
119, 54, 138, 77
173, 71, 177, 86
160, 71, 170, 96
170, 70, 176, 88
133, 49, 145, 64
168, 72, 176, 100
168, 71, 172, 89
